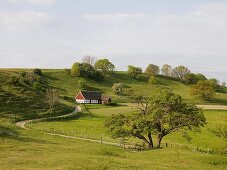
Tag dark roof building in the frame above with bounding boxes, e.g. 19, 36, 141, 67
75, 91, 111, 104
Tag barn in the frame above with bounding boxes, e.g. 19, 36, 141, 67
75, 91, 112, 104
75, 91, 102, 104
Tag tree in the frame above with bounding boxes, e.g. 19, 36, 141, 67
33, 68, 42, 76
105, 89, 206, 149
82, 55, 96, 66
161, 64, 172, 77
71, 62, 81, 77
128, 65, 142, 78
191, 80, 215, 99
149, 89, 206, 148
112, 83, 124, 95
136, 74, 149, 82
185, 73, 199, 84
94, 59, 115, 74
46, 88, 58, 114
209, 78, 219, 91
80, 63, 96, 78
196, 73, 207, 81
172, 65, 190, 80
145, 64, 160, 76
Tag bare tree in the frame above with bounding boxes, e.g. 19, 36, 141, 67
82, 55, 96, 66
46, 88, 58, 114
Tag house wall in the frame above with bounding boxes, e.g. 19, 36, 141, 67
76, 99, 100, 104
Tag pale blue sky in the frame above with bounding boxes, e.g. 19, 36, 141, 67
0, 0, 227, 82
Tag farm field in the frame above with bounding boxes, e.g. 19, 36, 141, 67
0, 69, 227, 169
0, 106, 227, 169
30, 105, 227, 152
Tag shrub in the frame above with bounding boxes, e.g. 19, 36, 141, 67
33, 68, 42, 76
112, 83, 124, 95
104, 102, 117, 106
65, 68, 71, 75
136, 74, 149, 82
191, 80, 215, 99
9, 75, 20, 86
149, 76, 158, 85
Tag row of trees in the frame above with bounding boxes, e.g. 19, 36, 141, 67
70, 56, 115, 82
127, 63, 226, 100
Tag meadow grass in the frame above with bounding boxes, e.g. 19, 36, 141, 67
0, 125, 227, 170
1, 69, 227, 169
30, 105, 227, 152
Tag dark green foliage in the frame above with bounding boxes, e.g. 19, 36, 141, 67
65, 68, 71, 75
8, 71, 47, 92
33, 68, 42, 76
136, 74, 150, 82
105, 89, 206, 149
93, 70, 105, 82
104, 102, 118, 106
70, 62, 104, 82
94, 59, 115, 74
128, 65, 142, 78
185, 73, 200, 84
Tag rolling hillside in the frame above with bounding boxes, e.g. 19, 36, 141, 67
0, 68, 227, 169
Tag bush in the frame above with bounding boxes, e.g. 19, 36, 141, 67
104, 102, 117, 106
136, 74, 149, 82
149, 76, 158, 85
65, 68, 71, 75
9, 75, 20, 86
33, 68, 42, 76
191, 80, 215, 99
33, 82, 44, 91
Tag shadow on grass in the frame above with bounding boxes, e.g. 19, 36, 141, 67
0, 125, 54, 144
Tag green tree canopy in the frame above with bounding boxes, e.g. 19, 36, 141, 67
172, 65, 190, 80
94, 59, 115, 74
191, 80, 215, 99
145, 64, 160, 76
128, 65, 142, 78
105, 89, 206, 149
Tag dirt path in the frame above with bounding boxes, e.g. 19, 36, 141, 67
16, 106, 81, 130
15, 106, 122, 147
197, 105, 227, 110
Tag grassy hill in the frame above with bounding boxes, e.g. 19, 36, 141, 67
33, 69, 227, 105
0, 68, 227, 169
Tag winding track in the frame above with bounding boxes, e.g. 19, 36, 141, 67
15, 105, 121, 147
15, 104, 227, 147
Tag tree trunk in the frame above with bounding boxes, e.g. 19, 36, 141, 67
148, 132, 154, 149
157, 134, 163, 149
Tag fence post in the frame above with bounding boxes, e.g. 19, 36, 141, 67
100, 136, 103, 144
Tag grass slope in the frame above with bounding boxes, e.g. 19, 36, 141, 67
0, 68, 227, 169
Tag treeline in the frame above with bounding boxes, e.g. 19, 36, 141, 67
127, 64, 226, 99
68, 56, 115, 82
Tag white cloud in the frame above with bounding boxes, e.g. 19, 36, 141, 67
2, 0, 56, 5
0, 10, 58, 31
0, 3, 227, 81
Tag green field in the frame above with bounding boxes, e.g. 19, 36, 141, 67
0, 69, 227, 169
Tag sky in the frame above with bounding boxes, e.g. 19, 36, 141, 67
0, 0, 227, 82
